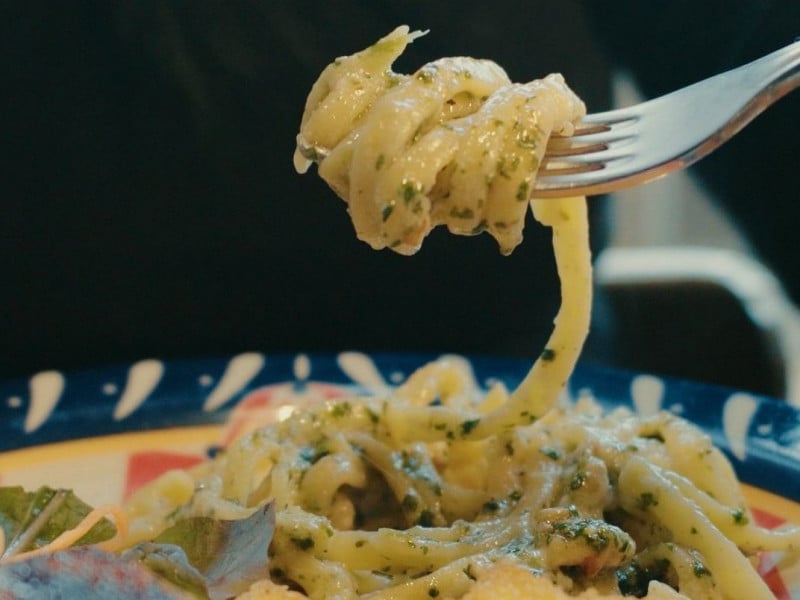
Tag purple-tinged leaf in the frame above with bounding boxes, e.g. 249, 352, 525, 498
0, 546, 193, 599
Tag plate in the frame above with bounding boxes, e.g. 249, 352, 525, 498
2, 352, 800, 598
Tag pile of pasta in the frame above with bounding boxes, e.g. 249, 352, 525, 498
127, 352, 800, 600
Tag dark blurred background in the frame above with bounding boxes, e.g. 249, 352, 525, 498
1, 1, 798, 397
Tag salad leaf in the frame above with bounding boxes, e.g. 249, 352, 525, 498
0, 486, 116, 558
0, 545, 194, 599
151, 502, 276, 600
125, 543, 211, 599
0, 484, 274, 600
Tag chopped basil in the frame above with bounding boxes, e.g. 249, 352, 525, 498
417, 510, 435, 527
540, 348, 556, 361
460, 419, 480, 436
330, 401, 352, 418
732, 508, 749, 525
515, 180, 530, 202
401, 494, 419, 512
449, 206, 475, 219
637, 492, 659, 509
692, 560, 711, 577
540, 447, 560, 460
470, 220, 488, 234
290, 535, 315, 551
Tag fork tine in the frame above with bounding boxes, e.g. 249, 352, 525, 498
550, 123, 612, 137
546, 114, 637, 156
537, 161, 605, 176
544, 141, 609, 158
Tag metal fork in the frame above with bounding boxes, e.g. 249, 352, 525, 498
534, 39, 800, 198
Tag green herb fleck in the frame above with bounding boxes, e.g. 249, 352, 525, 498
540, 447, 560, 460
375, 153, 386, 170
417, 510, 435, 527
382, 204, 394, 222
401, 451, 421, 472
517, 129, 539, 149
299, 445, 330, 465
355, 539, 366, 548
331, 402, 352, 418
540, 348, 556, 361
449, 206, 475, 219
732, 509, 749, 525
637, 492, 658, 510
400, 181, 420, 204
470, 220, 488, 234
290, 535, 314, 551
401, 494, 419, 512
428, 586, 440, 597
570, 471, 587, 490
692, 560, 711, 577
516, 180, 530, 202
460, 419, 480, 436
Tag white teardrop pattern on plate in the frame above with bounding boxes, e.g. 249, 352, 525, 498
337, 352, 391, 394
294, 353, 311, 381
630, 374, 665, 417
113, 359, 165, 421
723, 392, 758, 462
203, 352, 266, 412
24, 370, 65, 433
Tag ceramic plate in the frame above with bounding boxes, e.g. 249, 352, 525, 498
2, 352, 800, 598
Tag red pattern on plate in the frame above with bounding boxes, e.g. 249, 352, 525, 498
752, 507, 793, 599
123, 451, 205, 500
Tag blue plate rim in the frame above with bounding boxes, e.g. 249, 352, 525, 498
2, 352, 799, 501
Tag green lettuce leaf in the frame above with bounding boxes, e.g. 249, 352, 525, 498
0, 486, 116, 558
124, 543, 211, 599
151, 502, 275, 600
0, 485, 274, 600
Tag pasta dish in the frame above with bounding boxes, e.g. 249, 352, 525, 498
1, 25, 798, 600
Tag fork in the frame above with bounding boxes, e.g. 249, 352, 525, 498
534, 39, 800, 198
